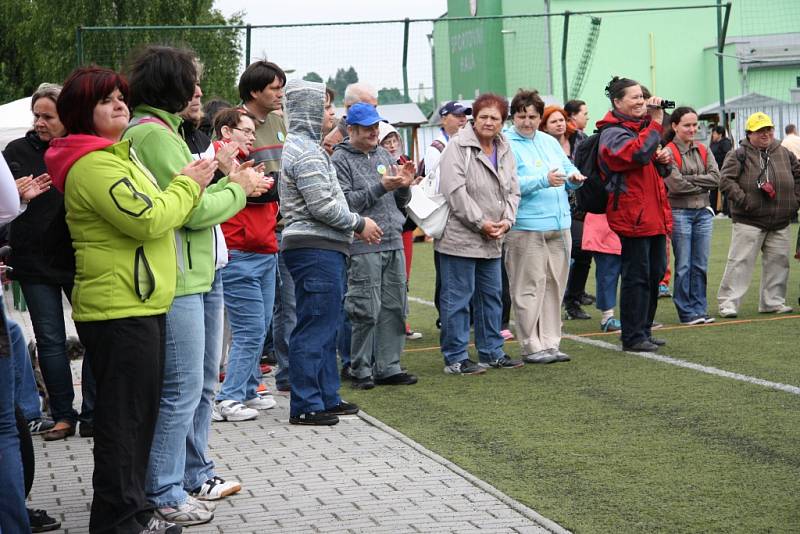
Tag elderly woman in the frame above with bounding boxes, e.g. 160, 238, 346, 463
44, 65, 213, 533
2, 83, 96, 441
436, 93, 521, 375
663, 106, 720, 325
504, 91, 585, 364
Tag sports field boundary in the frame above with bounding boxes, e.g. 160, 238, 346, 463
406, 295, 800, 396
357, 410, 573, 534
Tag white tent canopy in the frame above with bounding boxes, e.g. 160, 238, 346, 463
0, 97, 33, 150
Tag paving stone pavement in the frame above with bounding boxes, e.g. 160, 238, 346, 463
6, 291, 568, 533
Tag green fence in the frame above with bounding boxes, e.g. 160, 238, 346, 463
76, 12, 611, 111
76, 4, 736, 118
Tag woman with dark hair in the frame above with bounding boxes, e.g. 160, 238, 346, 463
709, 125, 732, 214
44, 65, 214, 533
504, 91, 585, 364
597, 76, 673, 352
436, 93, 521, 375
2, 83, 96, 441
663, 106, 720, 324
565, 99, 589, 135
123, 45, 263, 525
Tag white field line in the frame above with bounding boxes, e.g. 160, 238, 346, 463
407, 295, 800, 396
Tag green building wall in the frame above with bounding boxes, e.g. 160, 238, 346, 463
433, 0, 800, 125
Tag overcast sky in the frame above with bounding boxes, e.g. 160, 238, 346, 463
213, 1, 449, 99
213, 1, 448, 25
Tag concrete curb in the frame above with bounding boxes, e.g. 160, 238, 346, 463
356, 410, 572, 534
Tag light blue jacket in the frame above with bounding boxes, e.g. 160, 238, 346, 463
504, 127, 580, 232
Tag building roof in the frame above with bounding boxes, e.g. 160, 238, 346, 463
696, 92, 787, 115
334, 103, 429, 127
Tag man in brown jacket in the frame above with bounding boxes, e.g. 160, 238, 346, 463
717, 112, 800, 317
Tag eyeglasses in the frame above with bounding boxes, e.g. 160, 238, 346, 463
232, 127, 256, 137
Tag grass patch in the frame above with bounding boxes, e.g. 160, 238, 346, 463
347, 218, 800, 533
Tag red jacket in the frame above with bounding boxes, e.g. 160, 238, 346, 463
213, 140, 279, 254
597, 111, 672, 237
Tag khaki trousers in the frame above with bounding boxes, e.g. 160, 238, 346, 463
717, 223, 792, 313
504, 229, 571, 355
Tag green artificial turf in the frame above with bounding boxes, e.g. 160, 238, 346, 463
346, 218, 800, 533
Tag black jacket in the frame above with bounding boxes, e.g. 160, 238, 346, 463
2, 131, 75, 285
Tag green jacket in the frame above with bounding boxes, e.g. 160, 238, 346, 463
51, 138, 201, 321
123, 105, 247, 296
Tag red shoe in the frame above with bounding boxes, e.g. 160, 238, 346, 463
260, 363, 273, 374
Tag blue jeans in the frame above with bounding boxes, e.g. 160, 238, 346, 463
21, 282, 95, 424
219, 251, 277, 402
438, 253, 505, 365
671, 208, 713, 322
283, 248, 345, 417
184, 271, 224, 492
273, 235, 295, 391
146, 294, 206, 507
593, 252, 622, 312
0, 302, 30, 533
620, 235, 667, 346
8, 319, 41, 421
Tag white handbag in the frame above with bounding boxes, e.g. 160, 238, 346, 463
407, 145, 471, 239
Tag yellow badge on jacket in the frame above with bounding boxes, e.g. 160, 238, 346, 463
377, 164, 387, 175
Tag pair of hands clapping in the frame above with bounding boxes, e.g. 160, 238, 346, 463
381, 161, 418, 191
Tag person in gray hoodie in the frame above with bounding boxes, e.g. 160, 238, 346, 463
280, 80, 382, 426
332, 103, 418, 390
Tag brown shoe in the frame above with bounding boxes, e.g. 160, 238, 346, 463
42, 422, 75, 441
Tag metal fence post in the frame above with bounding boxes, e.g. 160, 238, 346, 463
561, 11, 570, 104
717, 1, 732, 132
245, 24, 252, 65
76, 26, 83, 67
402, 18, 411, 103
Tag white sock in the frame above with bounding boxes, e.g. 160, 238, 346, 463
601, 309, 614, 323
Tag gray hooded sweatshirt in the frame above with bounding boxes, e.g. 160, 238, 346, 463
280, 79, 365, 254
332, 141, 411, 255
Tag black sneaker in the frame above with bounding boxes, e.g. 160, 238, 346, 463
623, 340, 659, 352
28, 508, 61, 532
648, 337, 667, 346
483, 355, 524, 369
564, 304, 591, 320
322, 401, 360, 416
289, 412, 339, 426
351, 376, 375, 390
28, 418, 55, 435
579, 292, 596, 306
375, 372, 418, 385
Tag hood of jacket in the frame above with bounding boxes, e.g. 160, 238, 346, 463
285, 79, 325, 143
596, 110, 649, 133
45, 134, 115, 192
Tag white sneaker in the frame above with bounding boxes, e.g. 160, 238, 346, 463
155, 499, 213, 526
244, 395, 277, 410
760, 304, 793, 314
719, 308, 737, 318
186, 495, 216, 512
190, 475, 242, 501
212, 400, 258, 422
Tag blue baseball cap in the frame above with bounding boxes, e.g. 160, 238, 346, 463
439, 101, 472, 117
346, 102, 387, 126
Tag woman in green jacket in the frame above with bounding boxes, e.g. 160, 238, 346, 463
45, 66, 215, 534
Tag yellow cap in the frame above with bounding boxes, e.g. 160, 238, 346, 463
745, 112, 774, 132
